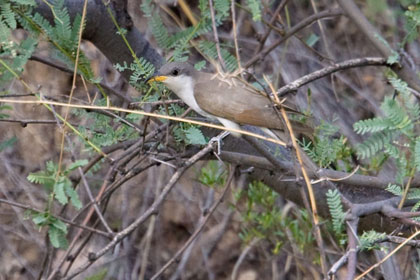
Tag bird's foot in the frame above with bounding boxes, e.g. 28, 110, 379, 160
209, 131, 230, 155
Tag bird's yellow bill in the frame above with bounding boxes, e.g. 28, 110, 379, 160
147, 76, 167, 83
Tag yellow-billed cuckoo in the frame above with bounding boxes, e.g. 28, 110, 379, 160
148, 62, 312, 139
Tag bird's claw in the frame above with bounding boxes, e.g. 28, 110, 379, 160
209, 131, 230, 155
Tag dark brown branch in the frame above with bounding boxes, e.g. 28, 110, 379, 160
34, 0, 163, 82
276, 57, 388, 96
218, 151, 420, 190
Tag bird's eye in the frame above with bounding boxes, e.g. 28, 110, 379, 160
172, 69, 179, 76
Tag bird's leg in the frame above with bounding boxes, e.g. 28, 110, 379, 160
209, 130, 230, 155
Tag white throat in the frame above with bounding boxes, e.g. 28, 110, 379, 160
163, 75, 214, 119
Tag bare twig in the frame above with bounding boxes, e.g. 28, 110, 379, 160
346, 218, 359, 280
244, 9, 342, 68
254, 0, 289, 53
150, 165, 236, 280
63, 139, 218, 279
0, 198, 111, 238
398, 171, 415, 209
0, 118, 81, 127
231, 238, 260, 280
209, 0, 226, 70
231, 0, 242, 71
276, 57, 388, 96
385, 236, 420, 248
46, 102, 115, 279
29, 55, 133, 103
355, 229, 420, 280
0, 98, 287, 146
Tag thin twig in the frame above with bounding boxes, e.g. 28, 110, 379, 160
29, 55, 133, 103
346, 218, 359, 280
47, 101, 115, 279
63, 139, 218, 279
398, 170, 414, 209
0, 118, 81, 127
0, 198, 111, 238
150, 165, 236, 280
279, 105, 328, 277
254, 0, 289, 53
231, 238, 260, 280
244, 9, 342, 68
231, 0, 242, 71
209, 0, 226, 70
0, 98, 287, 146
355, 229, 420, 280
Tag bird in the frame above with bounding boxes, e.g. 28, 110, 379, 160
147, 62, 313, 139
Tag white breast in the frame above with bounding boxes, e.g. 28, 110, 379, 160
163, 75, 215, 120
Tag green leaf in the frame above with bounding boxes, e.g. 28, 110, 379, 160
140, 0, 170, 48
54, 180, 68, 205
359, 230, 386, 251
11, 0, 36, 5
51, 218, 67, 233
32, 213, 49, 226
356, 132, 393, 159
326, 189, 346, 235
385, 183, 403, 196
198, 161, 226, 186
388, 77, 409, 95
184, 126, 207, 145
194, 60, 206, 71
306, 33, 319, 47
198, 41, 238, 72
67, 159, 88, 172
387, 51, 400, 64
353, 118, 393, 134
85, 268, 108, 280
0, 136, 17, 151
246, 0, 262, 22
0, 105, 12, 119
414, 137, 420, 171
27, 168, 56, 190
214, 0, 230, 20
48, 224, 68, 249
0, 3, 16, 29
64, 183, 82, 210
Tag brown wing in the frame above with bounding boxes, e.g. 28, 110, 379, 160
194, 73, 307, 132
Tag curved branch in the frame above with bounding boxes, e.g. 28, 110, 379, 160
276, 57, 388, 96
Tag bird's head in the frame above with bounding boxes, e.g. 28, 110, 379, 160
147, 62, 197, 94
